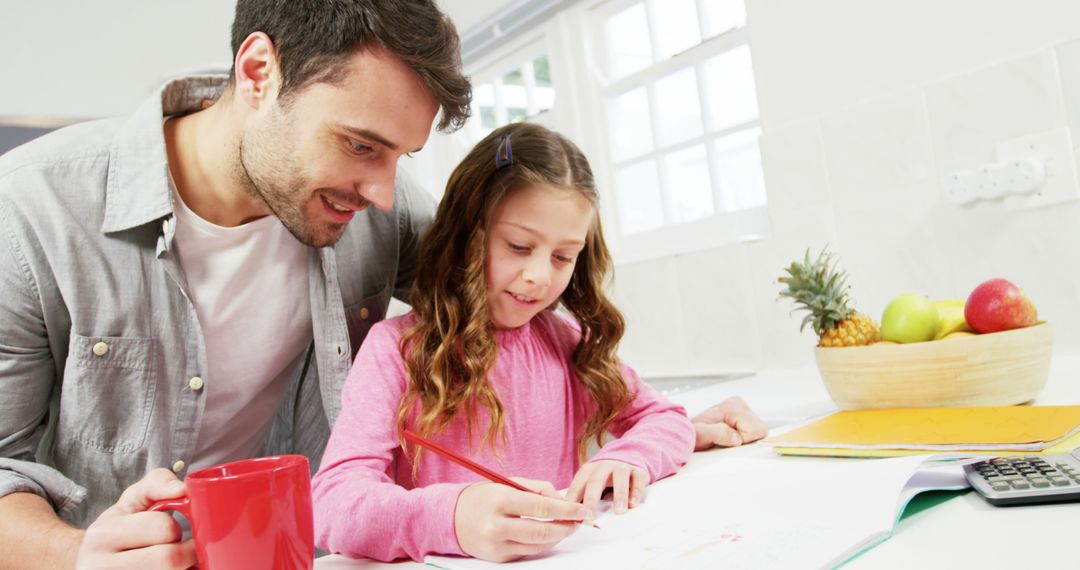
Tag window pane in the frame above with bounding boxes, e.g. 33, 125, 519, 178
664, 145, 714, 223
700, 0, 746, 38
533, 55, 552, 87
614, 160, 664, 234
712, 129, 767, 211
652, 0, 700, 60
608, 87, 653, 162
532, 55, 556, 115
503, 68, 525, 86
703, 45, 759, 131
501, 66, 529, 117
535, 86, 556, 114
507, 108, 528, 123
604, 2, 652, 79
474, 83, 496, 129
653, 67, 703, 147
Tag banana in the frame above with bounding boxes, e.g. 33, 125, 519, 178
933, 299, 973, 340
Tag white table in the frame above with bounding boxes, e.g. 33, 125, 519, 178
316, 357, 1080, 569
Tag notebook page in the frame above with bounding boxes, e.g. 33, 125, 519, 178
426, 454, 963, 570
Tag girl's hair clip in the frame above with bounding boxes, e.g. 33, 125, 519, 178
495, 134, 513, 169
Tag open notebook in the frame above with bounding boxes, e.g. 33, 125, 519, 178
425, 454, 970, 570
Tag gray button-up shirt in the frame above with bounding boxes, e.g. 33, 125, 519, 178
0, 76, 434, 528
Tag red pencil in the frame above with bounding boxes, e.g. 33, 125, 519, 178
402, 429, 599, 528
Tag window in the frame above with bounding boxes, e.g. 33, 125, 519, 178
467, 52, 557, 141
406, 38, 559, 203
590, 0, 767, 260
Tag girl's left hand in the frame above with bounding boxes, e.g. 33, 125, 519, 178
564, 460, 648, 519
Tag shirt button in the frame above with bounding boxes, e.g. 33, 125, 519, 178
92, 342, 109, 357
189, 376, 204, 391
172, 460, 185, 473
359, 307, 370, 320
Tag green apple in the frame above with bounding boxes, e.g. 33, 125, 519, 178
881, 293, 939, 343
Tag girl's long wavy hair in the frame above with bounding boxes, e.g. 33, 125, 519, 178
397, 122, 631, 466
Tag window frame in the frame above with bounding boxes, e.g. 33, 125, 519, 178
581, 0, 769, 265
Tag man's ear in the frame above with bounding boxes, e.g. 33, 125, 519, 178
233, 31, 279, 109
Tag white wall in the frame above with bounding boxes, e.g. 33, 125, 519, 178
0, 0, 509, 119
5, 1, 1078, 376
0, 1, 235, 120
612, 0, 1080, 374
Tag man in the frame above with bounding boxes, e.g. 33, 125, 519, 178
0, 1, 467, 567
0, 1, 764, 568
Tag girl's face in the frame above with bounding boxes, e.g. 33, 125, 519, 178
485, 183, 593, 329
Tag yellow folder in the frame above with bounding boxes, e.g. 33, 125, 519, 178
766, 406, 1080, 458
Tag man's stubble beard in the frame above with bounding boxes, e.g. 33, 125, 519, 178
235, 112, 346, 248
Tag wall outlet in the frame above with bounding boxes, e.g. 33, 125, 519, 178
997, 127, 1080, 210
943, 157, 1045, 205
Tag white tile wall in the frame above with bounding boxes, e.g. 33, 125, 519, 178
925, 51, 1067, 179
615, 34, 1080, 375
611, 257, 686, 375
673, 246, 759, 372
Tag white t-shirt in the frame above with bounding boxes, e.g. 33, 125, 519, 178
170, 187, 313, 471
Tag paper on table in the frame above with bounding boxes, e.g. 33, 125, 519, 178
765, 406, 1080, 451
425, 454, 969, 570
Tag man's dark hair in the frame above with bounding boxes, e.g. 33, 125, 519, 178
231, 0, 472, 132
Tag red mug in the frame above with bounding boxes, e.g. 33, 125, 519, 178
149, 455, 314, 569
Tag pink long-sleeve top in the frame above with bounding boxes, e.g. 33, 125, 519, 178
311, 310, 696, 562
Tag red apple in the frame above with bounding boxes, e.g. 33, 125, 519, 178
964, 278, 1038, 333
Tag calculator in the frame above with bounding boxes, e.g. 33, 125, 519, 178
963, 448, 1080, 506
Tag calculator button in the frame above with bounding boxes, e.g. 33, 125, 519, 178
1050, 477, 1071, 486
990, 482, 1011, 491
998, 469, 1018, 475
1010, 481, 1031, 489
1030, 478, 1051, 488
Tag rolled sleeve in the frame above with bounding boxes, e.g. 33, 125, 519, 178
0, 198, 84, 516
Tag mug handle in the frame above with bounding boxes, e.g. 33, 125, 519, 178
148, 496, 192, 521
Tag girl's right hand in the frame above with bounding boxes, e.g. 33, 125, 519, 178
454, 478, 587, 562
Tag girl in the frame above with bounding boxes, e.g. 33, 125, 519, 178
312, 122, 695, 562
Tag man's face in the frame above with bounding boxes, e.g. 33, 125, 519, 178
238, 47, 438, 247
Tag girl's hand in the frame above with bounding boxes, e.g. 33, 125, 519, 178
454, 477, 586, 562
565, 460, 648, 518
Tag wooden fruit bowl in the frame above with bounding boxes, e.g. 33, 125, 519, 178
815, 322, 1053, 409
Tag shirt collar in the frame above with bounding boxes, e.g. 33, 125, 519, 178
101, 75, 229, 234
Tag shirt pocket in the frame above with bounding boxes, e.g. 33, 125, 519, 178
344, 285, 392, 361
60, 334, 157, 453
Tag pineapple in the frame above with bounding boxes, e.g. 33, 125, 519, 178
778, 248, 880, 347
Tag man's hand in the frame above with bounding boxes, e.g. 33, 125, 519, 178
454, 478, 584, 563
75, 469, 197, 569
691, 396, 768, 451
